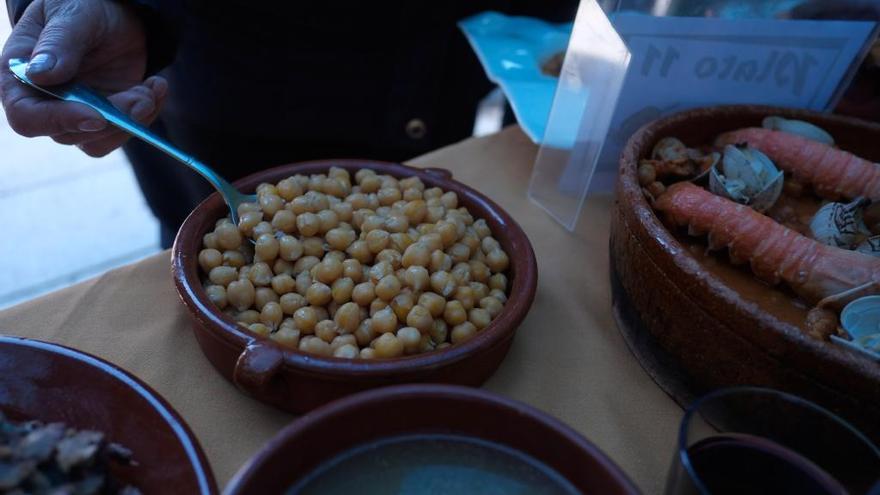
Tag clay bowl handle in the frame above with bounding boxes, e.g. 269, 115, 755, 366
233, 341, 283, 398
424, 167, 453, 180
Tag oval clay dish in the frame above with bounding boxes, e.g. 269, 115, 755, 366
172, 160, 537, 414
610, 105, 880, 441
225, 384, 639, 494
0, 335, 217, 494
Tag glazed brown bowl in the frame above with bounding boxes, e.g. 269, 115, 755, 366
224, 384, 640, 494
0, 335, 217, 493
610, 105, 880, 441
172, 160, 537, 413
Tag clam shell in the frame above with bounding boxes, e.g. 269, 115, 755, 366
709, 145, 783, 212
809, 198, 871, 249
856, 235, 880, 257
762, 116, 835, 146
837, 296, 880, 359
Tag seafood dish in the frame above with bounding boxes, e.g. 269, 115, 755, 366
610, 106, 880, 441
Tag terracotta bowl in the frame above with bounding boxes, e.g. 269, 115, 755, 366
0, 335, 217, 493
172, 160, 538, 413
224, 384, 639, 494
610, 105, 880, 441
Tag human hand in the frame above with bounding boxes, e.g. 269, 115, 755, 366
0, 0, 167, 156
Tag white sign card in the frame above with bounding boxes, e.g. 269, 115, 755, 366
531, 11, 877, 230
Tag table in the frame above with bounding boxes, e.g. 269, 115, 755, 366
0, 126, 682, 493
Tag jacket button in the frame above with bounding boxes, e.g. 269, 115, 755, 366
405, 118, 427, 139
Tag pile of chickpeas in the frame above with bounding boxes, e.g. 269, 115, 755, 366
198, 167, 510, 359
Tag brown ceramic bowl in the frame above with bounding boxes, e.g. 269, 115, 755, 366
610, 105, 880, 441
0, 335, 217, 493
224, 384, 640, 494
172, 160, 537, 413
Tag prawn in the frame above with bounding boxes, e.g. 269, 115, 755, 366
655, 182, 880, 309
715, 128, 880, 202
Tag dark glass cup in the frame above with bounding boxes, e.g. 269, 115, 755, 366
665, 387, 880, 495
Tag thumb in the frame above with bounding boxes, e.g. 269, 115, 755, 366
25, 6, 95, 85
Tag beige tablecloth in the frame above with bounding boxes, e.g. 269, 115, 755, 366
0, 127, 681, 493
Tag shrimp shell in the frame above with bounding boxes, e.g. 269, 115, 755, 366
655, 182, 880, 308
715, 128, 880, 201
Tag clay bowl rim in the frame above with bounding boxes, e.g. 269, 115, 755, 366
224, 383, 640, 494
171, 159, 538, 379
618, 104, 880, 369
0, 334, 218, 494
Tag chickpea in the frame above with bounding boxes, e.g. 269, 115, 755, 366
316, 209, 340, 234
372, 333, 404, 358
280, 292, 307, 315
260, 302, 283, 327
223, 250, 246, 268
354, 319, 375, 346
451, 322, 477, 344
296, 212, 320, 237
406, 305, 433, 333
299, 336, 332, 356
440, 191, 458, 209
360, 174, 381, 193
209, 265, 238, 286
474, 218, 492, 239
273, 259, 294, 276
314, 258, 343, 284
326, 227, 355, 251
346, 240, 372, 264
376, 249, 402, 270
202, 232, 219, 250
454, 286, 476, 311
271, 274, 296, 295
397, 327, 422, 354
469, 282, 489, 300
278, 235, 303, 261
444, 300, 467, 326
302, 237, 324, 258
236, 310, 261, 325
365, 230, 390, 253
248, 323, 271, 337
489, 289, 508, 304
352, 282, 376, 306
418, 292, 446, 318
315, 320, 339, 343
255, 234, 280, 262
390, 233, 414, 252
331, 278, 354, 304
372, 307, 398, 334
430, 250, 453, 273
215, 222, 242, 250
306, 282, 332, 306
238, 211, 263, 237
334, 302, 362, 333
295, 271, 312, 296
369, 261, 394, 284
402, 188, 422, 201
323, 178, 348, 198
245, 262, 271, 287
402, 200, 427, 224
271, 209, 297, 233
270, 326, 300, 349
390, 292, 415, 322
254, 287, 279, 311
205, 285, 227, 309
384, 213, 409, 233
198, 248, 223, 273
378, 187, 402, 206
375, 275, 402, 301
488, 273, 507, 292
252, 221, 274, 240
430, 319, 448, 344
480, 296, 503, 318
486, 249, 509, 273
468, 308, 491, 330
331, 202, 354, 223
401, 243, 430, 268
342, 259, 362, 282
227, 279, 256, 310
430, 271, 456, 297
435, 221, 457, 247
403, 266, 430, 292
277, 177, 304, 200
469, 260, 490, 283
294, 306, 318, 333
333, 343, 359, 359
451, 263, 471, 286
294, 256, 319, 274
423, 187, 442, 200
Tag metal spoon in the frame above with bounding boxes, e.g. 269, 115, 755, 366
7, 57, 256, 224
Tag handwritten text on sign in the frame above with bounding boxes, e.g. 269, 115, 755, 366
588, 15, 877, 188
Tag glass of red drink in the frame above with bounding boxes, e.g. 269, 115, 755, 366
665, 387, 880, 495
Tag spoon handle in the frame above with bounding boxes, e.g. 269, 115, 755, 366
7, 58, 251, 221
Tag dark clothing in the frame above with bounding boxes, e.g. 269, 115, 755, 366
8, 1, 577, 247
